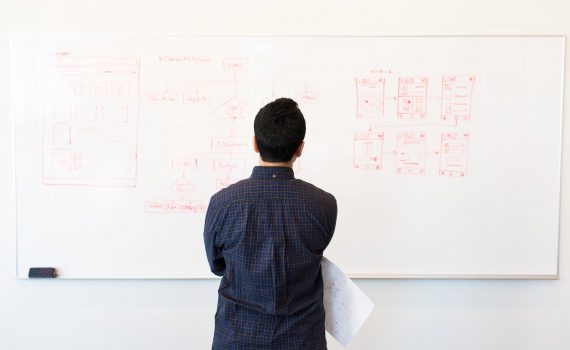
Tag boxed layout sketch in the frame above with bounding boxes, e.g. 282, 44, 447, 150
41, 56, 141, 187
354, 74, 475, 176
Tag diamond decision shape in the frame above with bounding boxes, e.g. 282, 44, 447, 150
215, 97, 252, 129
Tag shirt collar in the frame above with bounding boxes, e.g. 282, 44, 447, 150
251, 166, 295, 180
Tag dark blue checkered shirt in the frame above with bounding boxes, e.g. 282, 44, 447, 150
204, 166, 337, 350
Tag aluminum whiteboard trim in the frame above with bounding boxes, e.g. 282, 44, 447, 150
17, 273, 559, 280
10, 35, 20, 280
11, 34, 565, 280
555, 35, 567, 280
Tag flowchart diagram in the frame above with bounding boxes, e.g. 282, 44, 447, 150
39, 52, 476, 219
141, 55, 315, 214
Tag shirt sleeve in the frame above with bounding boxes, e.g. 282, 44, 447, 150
324, 194, 338, 248
203, 199, 226, 276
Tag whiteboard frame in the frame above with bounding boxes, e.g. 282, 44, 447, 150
11, 34, 565, 280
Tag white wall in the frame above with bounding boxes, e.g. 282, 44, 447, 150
1, 1, 568, 349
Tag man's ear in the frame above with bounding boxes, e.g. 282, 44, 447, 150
252, 136, 260, 154
295, 141, 305, 158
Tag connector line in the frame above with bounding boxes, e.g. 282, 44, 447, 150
367, 118, 459, 130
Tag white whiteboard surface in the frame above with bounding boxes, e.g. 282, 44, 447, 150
12, 35, 564, 279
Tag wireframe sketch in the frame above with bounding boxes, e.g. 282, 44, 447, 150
441, 76, 475, 120
397, 77, 428, 119
41, 55, 140, 187
353, 132, 384, 170
396, 131, 427, 174
356, 77, 385, 118
439, 132, 469, 177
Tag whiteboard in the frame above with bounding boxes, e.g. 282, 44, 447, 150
12, 35, 564, 279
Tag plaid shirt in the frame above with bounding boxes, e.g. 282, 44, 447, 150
204, 166, 337, 350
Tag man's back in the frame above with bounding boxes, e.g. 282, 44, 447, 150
204, 166, 337, 349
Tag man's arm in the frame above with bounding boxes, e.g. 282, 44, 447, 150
324, 195, 338, 248
203, 200, 226, 276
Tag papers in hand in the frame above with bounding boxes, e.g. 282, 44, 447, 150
322, 257, 375, 347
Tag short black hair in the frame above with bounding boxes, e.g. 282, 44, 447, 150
254, 97, 306, 163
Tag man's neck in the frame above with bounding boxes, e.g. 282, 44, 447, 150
258, 158, 295, 168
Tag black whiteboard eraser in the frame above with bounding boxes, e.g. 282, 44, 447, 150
28, 268, 57, 278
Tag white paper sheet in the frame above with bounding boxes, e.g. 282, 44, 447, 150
322, 257, 375, 347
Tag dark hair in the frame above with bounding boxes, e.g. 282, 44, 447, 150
254, 98, 306, 163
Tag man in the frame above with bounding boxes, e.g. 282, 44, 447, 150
203, 97, 337, 349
